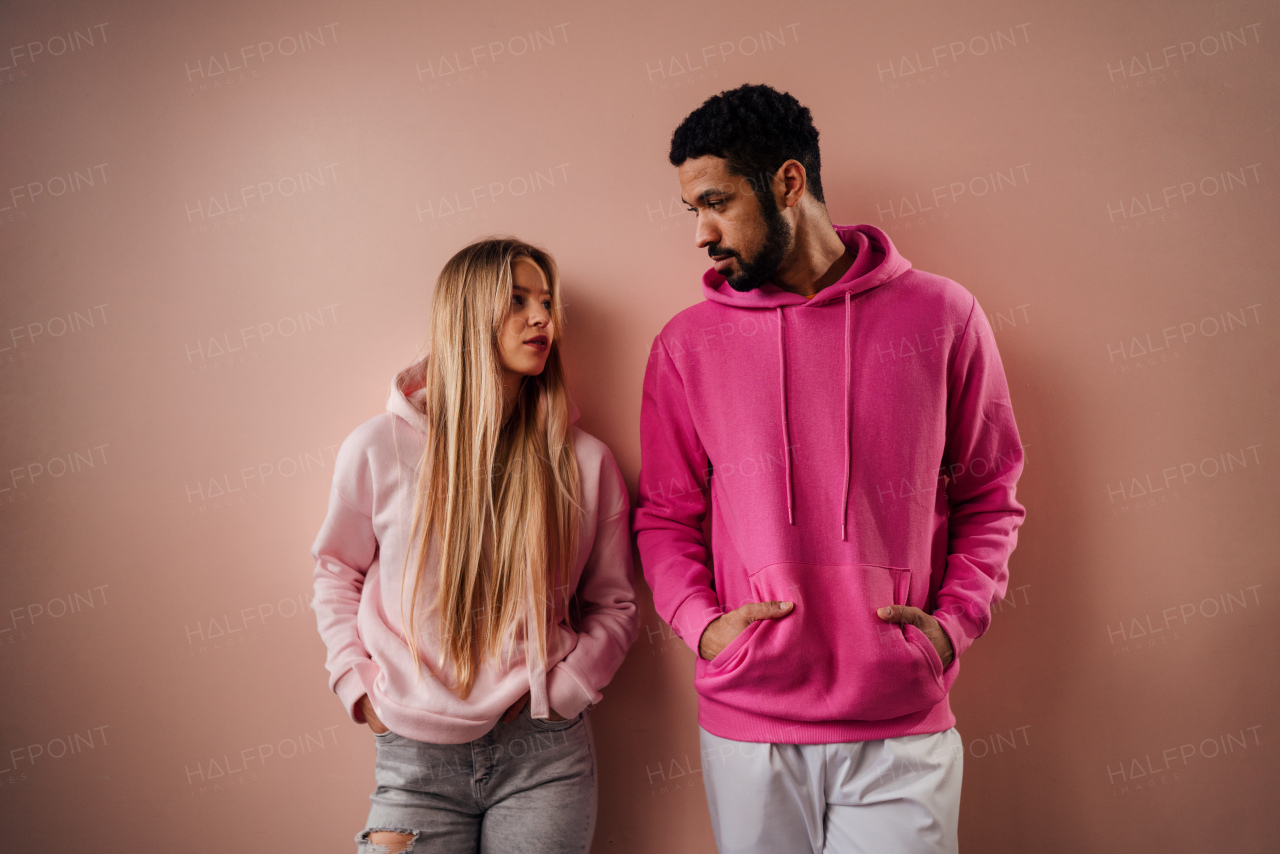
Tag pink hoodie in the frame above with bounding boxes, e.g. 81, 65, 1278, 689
311, 356, 639, 744
635, 224, 1026, 744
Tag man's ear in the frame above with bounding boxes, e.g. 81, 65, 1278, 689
777, 160, 807, 209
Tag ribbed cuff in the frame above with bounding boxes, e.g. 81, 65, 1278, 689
931, 602, 978, 668
546, 661, 599, 720
334, 668, 369, 723
670, 592, 724, 657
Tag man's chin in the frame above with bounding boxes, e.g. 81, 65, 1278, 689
724, 265, 772, 292
725, 276, 763, 293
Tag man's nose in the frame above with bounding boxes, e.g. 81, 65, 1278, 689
694, 216, 719, 250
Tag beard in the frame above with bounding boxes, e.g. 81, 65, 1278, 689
711, 191, 794, 293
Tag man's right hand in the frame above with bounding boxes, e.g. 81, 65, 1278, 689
356, 694, 390, 734
698, 601, 794, 662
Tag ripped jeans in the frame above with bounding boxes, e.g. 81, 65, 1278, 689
355, 704, 596, 853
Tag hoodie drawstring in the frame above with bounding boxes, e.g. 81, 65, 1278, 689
841, 292, 852, 541
775, 296, 854, 539
523, 556, 549, 719
776, 307, 794, 525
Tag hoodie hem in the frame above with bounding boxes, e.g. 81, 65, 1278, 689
368, 685, 511, 745
695, 693, 958, 745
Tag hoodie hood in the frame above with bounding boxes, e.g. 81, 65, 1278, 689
387, 355, 432, 433
701, 223, 912, 540
701, 223, 911, 308
386, 354, 582, 432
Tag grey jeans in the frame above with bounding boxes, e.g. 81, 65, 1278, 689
356, 704, 597, 853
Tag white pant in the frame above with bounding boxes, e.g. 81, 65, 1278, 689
699, 726, 963, 854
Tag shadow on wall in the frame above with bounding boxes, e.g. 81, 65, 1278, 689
558, 273, 644, 461
559, 278, 716, 851
949, 338, 1093, 851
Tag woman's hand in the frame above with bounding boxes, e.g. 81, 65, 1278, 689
356, 694, 390, 734
500, 690, 566, 723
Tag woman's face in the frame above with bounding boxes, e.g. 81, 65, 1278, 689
496, 257, 555, 380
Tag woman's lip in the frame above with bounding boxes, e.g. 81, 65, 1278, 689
524, 338, 548, 348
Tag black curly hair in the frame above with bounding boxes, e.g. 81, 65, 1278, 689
668, 83, 824, 205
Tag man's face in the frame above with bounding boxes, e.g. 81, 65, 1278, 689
677, 155, 793, 292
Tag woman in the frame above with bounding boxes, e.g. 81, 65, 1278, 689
311, 237, 639, 852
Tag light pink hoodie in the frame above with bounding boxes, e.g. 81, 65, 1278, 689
311, 356, 639, 744
635, 224, 1026, 744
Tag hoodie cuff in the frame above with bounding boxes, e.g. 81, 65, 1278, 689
334, 668, 369, 724
931, 603, 979, 667
670, 591, 724, 658
546, 661, 600, 720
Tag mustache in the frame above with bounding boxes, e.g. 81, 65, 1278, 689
707, 245, 739, 259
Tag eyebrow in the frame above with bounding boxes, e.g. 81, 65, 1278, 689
682, 188, 730, 206
512, 283, 551, 296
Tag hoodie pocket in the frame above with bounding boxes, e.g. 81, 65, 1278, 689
694, 562, 947, 722
705, 615, 765, 672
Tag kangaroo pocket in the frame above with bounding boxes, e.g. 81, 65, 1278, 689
695, 562, 947, 722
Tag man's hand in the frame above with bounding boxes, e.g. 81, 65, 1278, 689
356, 694, 390, 734
500, 690, 567, 724
876, 605, 954, 668
699, 601, 794, 662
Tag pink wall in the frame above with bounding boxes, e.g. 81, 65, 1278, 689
1, 1, 1276, 850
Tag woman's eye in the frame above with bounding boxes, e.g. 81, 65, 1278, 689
512, 294, 524, 305
542, 300, 552, 310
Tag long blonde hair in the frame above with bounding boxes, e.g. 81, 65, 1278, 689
400, 237, 582, 699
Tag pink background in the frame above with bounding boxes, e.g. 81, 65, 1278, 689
1, 1, 1276, 850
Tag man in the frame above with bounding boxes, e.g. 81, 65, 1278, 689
634, 84, 1026, 853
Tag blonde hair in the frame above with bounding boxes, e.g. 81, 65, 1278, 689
400, 237, 582, 699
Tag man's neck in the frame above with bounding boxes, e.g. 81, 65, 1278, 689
771, 211, 852, 299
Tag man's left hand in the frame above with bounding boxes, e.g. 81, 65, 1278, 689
876, 605, 954, 668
